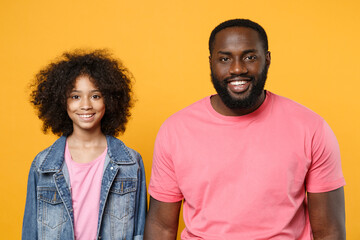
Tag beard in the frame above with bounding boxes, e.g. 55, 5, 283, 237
211, 66, 268, 109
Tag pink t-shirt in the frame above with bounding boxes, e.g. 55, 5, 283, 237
65, 143, 107, 240
149, 91, 345, 239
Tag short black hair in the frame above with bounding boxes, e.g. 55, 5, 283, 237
30, 49, 134, 137
209, 19, 268, 54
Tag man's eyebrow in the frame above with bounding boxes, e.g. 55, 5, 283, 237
242, 49, 258, 54
217, 49, 258, 55
217, 51, 231, 55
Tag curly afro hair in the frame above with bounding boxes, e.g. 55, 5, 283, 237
30, 49, 134, 137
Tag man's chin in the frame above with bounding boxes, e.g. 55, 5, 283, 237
227, 89, 251, 101
220, 89, 262, 109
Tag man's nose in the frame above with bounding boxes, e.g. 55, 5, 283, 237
230, 60, 247, 75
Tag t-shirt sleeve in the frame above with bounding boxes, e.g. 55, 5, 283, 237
148, 122, 184, 202
306, 119, 345, 193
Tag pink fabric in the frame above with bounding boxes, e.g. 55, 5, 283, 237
149, 91, 345, 240
65, 143, 107, 240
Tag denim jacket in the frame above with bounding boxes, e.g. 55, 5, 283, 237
22, 136, 147, 240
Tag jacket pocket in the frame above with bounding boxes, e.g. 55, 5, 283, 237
37, 187, 68, 229
104, 178, 137, 220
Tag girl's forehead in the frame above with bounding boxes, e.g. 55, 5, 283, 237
72, 75, 99, 90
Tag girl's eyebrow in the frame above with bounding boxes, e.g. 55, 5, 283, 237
70, 89, 101, 93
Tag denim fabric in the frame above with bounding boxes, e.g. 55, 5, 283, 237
22, 136, 147, 240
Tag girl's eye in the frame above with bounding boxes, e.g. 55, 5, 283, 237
71, 95, 80, 99
92, 95, 101, 99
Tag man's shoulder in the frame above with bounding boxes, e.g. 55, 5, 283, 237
270, 92, 321, 115
164, 96, 210, 123
269, 91, 325, 125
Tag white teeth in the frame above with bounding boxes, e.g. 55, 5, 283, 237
79, 114, 93, 118
230, 81, 247, 86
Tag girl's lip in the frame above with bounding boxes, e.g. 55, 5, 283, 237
78, 113, 95, 119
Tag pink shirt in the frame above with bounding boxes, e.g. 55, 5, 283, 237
65, 143, 107, 240
149, 91, 345, 239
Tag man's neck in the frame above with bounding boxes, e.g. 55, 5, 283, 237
210, 91, 266, 116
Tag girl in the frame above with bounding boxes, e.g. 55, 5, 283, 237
22, 50, 147, 240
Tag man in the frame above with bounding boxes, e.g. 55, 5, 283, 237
145, 19, 346, 239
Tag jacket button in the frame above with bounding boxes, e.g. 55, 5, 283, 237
110, 167, 114, 170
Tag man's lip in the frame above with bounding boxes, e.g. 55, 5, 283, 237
227, 79, 251, 93
225, 76, 252, 83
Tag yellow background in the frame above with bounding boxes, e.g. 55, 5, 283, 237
1, 0, 359, 238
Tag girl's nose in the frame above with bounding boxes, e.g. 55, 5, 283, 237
80, 98, 93, 110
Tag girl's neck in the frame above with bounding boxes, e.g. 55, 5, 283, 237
67, 128, 107, 148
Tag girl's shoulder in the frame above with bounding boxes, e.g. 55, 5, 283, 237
106, 136, 143, 165
32, 136, 67, 171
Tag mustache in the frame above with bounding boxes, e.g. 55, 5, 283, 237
224, 75, 255, 82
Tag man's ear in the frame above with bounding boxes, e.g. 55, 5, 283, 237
266, 51, 271, 69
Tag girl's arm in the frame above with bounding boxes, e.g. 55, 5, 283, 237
22, 160, 39, 239
133, 152, 147, 240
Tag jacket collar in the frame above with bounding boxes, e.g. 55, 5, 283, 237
39, 135, 135, 172
106, 135, 136, 165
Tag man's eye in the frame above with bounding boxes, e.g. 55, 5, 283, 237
220, 57, 230, 62
245, 55, 257, 61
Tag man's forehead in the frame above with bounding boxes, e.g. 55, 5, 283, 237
213, 27, 262, 50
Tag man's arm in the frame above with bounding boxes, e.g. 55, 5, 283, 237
144, 196, 182, 240
308, 187, 346, 240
